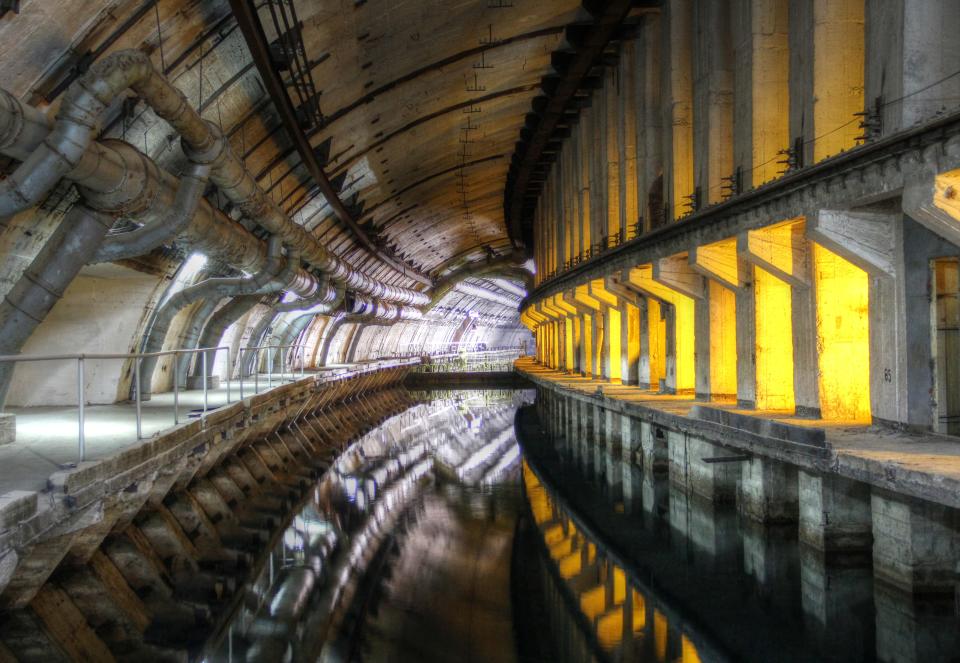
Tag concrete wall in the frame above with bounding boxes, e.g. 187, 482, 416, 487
8, 264, 165, 407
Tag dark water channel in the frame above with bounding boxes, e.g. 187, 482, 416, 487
208, 390, 960, 663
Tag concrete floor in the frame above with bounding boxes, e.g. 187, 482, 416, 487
517, 359, 960, 510
0, 372, 331, 494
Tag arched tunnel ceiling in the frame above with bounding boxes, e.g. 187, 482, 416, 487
275, 0, 584, 276
0, 0, 585, 321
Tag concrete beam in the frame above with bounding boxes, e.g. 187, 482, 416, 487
807, 209, 897, 278
902, 168, 960, 248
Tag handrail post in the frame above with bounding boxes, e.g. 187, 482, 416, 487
77, 356, 85, 462
254, 349, 260, 394
135, 356, 142, 440
202, 349, 208, 415
301, 346, 305, 378
225, 347, 231, 404
279, 347, 285, 383
239, 348, 245, 400
173, 351, 179, 425
268, 348, 273, 388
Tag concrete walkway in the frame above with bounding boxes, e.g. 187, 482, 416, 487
516, 358, 960, 509
0, 365, 366, 494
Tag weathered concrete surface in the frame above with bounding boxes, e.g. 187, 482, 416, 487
520, 359, 960, 510
0, 414, 13, 446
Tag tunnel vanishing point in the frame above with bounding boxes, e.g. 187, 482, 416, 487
0, 0, 958, 661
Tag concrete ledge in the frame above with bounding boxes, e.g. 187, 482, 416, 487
689, 405, 826, 450
0, 414, 13, 446
0, 492, 37, 531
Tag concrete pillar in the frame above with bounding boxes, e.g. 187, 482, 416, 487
667, 432, 738, 502
871, 490, 960, 593
865, 0, 960, 136
798, 470, 873, 552
732, 0, 789, 187
739, 457, 799, 523
735, 256, 758, 409
789, 0, 864, 165
692, 0, 734, 206
621, 414, 641, 463
604, 408, 621, 456
637, 299, 652, 388
639, 421, 668, 474
621, 302, 641, 385
662, 0, 694, 221
636, 13, 663, 232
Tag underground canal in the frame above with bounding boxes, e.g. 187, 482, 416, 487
185, 386, 959, 663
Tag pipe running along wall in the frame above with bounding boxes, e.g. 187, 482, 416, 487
0, 50, 429, 301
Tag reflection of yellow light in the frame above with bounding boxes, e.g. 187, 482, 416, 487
549, 537, 574, 560
654, 609, 668, 662
682, 634, 702, 663
587, 542, 596, 564
544, 524, 565, 546
709, 280, 737, 400
613, 566, 626, 604
813, 243, 871, 421
580, 585, 606, 621
754, 265, 795, 410
597, 608, 625, 650
559, 551, 582, 578
632, 590, 646, 633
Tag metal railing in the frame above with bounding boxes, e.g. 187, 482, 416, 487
0, 345, 229, 461
233, 343, 307, 399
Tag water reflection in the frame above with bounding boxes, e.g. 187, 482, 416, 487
207, 389, 532, 662
517, 401, 960, 663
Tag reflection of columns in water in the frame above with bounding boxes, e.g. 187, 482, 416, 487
799, 545, 875, 662
741, 519, 800, 611
873, 582, 960, 663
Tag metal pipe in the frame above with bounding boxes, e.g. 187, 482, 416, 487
0, 51, 429, 306
91, 162, 211, 263
138, 236, 289, 394
77, 357, 85, 462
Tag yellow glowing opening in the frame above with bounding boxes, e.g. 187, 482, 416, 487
564, 317, 574, 371
629, 266, 696, 392
591, 280, 622, 382
583, 313, 594, 376
813, 243, 871, 422
648, 299, 666, 389
625, 302, 641, 376
708, 280, 737, 400
754, 266, 795, 411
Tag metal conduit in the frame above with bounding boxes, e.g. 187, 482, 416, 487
0, 50, 429, 306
